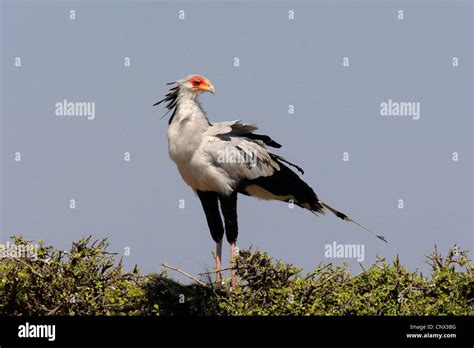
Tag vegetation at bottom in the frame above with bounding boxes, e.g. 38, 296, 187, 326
0, 236, 472, 316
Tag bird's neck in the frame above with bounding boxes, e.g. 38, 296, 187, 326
167, 90, 210, 161
173, 90, 211, 130
178, 88, 199, 102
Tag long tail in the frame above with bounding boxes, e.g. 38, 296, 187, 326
317, 201, 387, 243
240, 157, 387, 243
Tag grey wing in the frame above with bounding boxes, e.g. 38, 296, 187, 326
207, 120, 282, 148
206, 120, 257, 136
202, 121, 281, 181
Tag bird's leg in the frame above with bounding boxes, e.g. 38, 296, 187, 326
196, 191, 225, 288
215, 240, 223, 287
218, 191, 239, 291
230, 241, 237, 290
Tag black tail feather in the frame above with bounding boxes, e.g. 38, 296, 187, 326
319, 201, 387, 243
238, 156, 387, 243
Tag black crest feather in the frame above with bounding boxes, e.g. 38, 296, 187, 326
154, 83, 180, 124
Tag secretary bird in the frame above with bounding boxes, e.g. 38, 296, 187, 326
154, 74, 386, 289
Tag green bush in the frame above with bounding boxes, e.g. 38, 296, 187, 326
221, 248, 473, 315
0, 236, 147, 315
0, 236, 472, 316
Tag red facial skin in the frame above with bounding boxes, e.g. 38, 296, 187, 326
189, 76, 209, 90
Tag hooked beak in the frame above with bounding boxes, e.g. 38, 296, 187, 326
206, 83, 215, 95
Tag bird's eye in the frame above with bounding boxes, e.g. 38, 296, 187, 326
192, 80, 201, 86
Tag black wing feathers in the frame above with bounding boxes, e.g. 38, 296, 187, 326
238, 159, 324, 214
243, 133, 282, 148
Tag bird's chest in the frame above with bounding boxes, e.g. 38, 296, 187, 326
167, 115, 208, 188
168, 103, 207, 160
166, 102, 234, 194
168, 120, 200, 163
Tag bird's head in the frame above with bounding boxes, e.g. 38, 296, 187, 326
154, 75, 215, 123
178, 74, 215, 95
